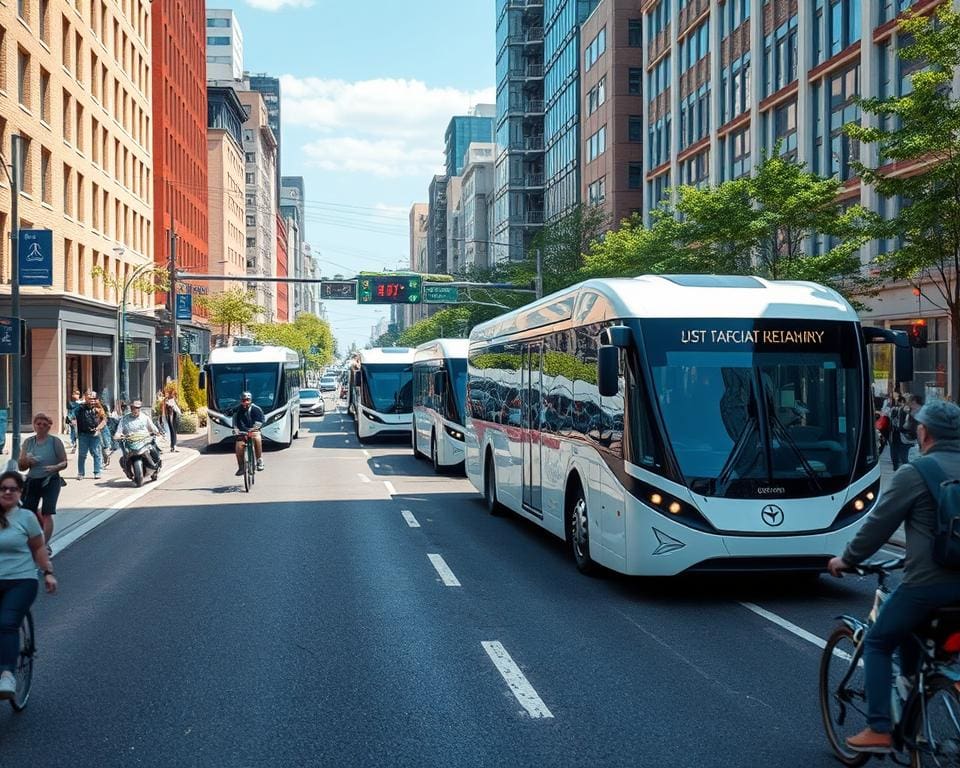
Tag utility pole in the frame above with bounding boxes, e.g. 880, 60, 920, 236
167, 180, 178, 384
8, 135, 21, 464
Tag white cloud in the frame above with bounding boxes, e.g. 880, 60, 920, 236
245, 0, 314, 10
281, 76, 496, 178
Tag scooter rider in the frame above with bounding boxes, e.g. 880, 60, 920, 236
113, 400, 161, 466
234, 392, 265, 476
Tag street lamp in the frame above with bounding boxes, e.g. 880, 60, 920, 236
117, 249, 153, 405
0, 135, 23, 467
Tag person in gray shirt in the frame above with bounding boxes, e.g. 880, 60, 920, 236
827, 399, 960, 753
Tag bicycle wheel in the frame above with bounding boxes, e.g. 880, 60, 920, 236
911, 678, 960, 768
10, 611, 34, 712
245, 444, 254, 491
819, 625, 870, 767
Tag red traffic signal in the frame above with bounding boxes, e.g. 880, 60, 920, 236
909, 319, 928, 348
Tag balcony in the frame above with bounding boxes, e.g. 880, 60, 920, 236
512, 173, 544, 189
505, 27, 543, 47
504, 0, 543, 11
507, 65, 544, 82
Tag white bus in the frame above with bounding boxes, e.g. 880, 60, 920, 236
465, 275, 908, 576
200, 345, 303, 448
412, 339, 469, 470
351, 347, 415, 442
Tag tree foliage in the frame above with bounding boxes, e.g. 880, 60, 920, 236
582, 153, 876, 304
179, 355, 202, 412
199, 288, 260, 338
847, 6, 960, 367
250, 312, 335, 369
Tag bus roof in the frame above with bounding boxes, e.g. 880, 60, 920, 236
358, 347, 416, 365
414, 338, 470, 364
207, 344, 300, 365
470, 275, 858, 343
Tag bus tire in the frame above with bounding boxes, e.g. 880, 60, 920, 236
484, 450, 504, 516
567, 478, 598, 575
431, 432, 442, 474
412, 426, 424, 459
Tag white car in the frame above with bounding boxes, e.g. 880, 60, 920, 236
319, 376, 338, 393
299, 388, 325, 417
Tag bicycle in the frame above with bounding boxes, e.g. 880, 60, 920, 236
819, 556, 960, 767
9, 610, 34, 712
236, 430, 257, 492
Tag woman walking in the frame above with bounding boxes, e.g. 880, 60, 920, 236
19, 413, 68, 550
0, 471, 56, 699
162, 387, 181, 453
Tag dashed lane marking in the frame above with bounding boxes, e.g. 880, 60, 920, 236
739, 601, 853, 661
401, 510, 420, 528
357, 473, 371, 483
481, 641, 554, 719
427, 553, 461, 586
384, 480, 397, 496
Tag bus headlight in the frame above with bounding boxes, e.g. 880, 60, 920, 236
263, 410, 286, 426
830, 479, 882, 531
209, 412, 231, 427
363, 410, 385, 423
443, 424, 465, 441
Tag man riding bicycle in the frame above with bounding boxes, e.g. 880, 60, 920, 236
234, 392, 264, 476
827, 399, 960, 754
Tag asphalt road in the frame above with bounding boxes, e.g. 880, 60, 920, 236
0, 403, 894, 767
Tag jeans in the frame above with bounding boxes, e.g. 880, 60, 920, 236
77, 432, 102, 476
0, 579, 37, 672
864, 580, 960, 732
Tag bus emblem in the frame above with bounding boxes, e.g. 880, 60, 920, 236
761, 505, 784, 527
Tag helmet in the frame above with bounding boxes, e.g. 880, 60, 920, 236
241, 391, 252, 402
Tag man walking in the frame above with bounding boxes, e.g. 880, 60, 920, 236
75, 390, 106, 480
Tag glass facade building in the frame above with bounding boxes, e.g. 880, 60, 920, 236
445, 112, 496, 177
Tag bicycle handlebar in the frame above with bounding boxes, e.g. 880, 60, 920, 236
844, 556, 906, 576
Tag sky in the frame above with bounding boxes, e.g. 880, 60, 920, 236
213, 0, 496, 354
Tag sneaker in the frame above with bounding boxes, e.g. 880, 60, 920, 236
76, 474, 84, 480
846, 728, 893, 754
93, 474, 101, 480
256, 460, 264, 471
0, 671, 15, 700
235, 468, 244, 477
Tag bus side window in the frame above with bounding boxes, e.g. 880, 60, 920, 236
627, 356, 660, 469
601, 350, 626, 457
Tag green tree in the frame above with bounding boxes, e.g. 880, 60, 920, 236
250, 312, 335, 370
847, 6, 960, 368
395, 307, 473, 347
180, 354, 202, 412
199, 288, 259, 338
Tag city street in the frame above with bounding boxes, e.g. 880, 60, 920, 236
0, 405, 899, 767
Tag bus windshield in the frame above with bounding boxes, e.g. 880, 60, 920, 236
639, 318, 864, 498
362, 364, 413, 414
209, 363, 280, 414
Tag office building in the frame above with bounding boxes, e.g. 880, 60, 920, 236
406, 204, 429, 327
457, 143, 496, 269
281, 176, 309, 315
0, 0, 156, 420
580, 0, 645, 225
276, 214, 289, 322
248, 74, 282, 203
205, 9, 244, 81
444, 105, 496, 178
427, 176, 449, 275
207, 86, 247, 298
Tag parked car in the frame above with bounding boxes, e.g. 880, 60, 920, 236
299, 388, 325, 417
319, 376, 339, 393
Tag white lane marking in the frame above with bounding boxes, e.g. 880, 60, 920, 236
427, 553, 461, 586
401, 510, 420, 528
481, 641, 554, 719
739, 602, 827, 649
357, 473, 371, 484
51, 451, 202, 556
384, 480, 397, 496
362, 449, 371, 457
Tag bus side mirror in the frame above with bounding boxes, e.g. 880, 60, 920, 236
862, 327, 913, 384
198, 371, 206, 390
598, 346, 620, 397
895, 344, 914, 384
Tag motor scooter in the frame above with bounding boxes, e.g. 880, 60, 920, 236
117, 431, 162, 487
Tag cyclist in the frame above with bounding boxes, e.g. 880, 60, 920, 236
827, 399, 960, 754
0, 471, 56, 699
233, 392, 265, 476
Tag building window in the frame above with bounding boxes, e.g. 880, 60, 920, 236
648, 116, 672, 167
628, 116, 643, 142
682, 150, 710, 188
814, 0, 861, 66
628, 19, 642, 47
729, 126, 751, 179
587, 125, 607, 162
649, 1, 672, 38
586, 77, 606, 115
649, 55, 671, 99
585, 27, 607, 71
17, 48, 29, 109
763, 16, 798, 97
628, 68, 642, 95
246, 215, 255, 227
771, 99, 798, 159
681, 19, 710, 72
628, 163, 643, 190
207, 17, 230, 27
39, 0, 49, 43
207, 36, 231, 46
245, 173, 254, 184
587, 177, 606, 204
721, 0, 750, 38
829, 63, 861, 181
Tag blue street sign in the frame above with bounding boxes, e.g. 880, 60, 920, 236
0, 317, 25, 355
18, 229, 53, 286
175, 293, 192, 320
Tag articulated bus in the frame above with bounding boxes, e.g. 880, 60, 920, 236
412, 339, 469, 470
350, 347, 415, 442
201, 345, 303, 447
465, 275, 907, 577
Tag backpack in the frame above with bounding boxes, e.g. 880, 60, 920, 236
912, 456, 960, 569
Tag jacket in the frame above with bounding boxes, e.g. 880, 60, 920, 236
75, 404, 104, 435
843, 440, 960, 585
234, 404, 264, 432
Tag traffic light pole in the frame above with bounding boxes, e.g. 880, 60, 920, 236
8, 136, 21, 465
167, 180, 178, 384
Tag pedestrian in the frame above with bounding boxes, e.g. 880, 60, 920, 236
0, 470, 56, 700
896, 394, 923, 469
75, 390, 106, 480
877, 390, 896, 455
890, 396, 906, 470
65, 389, 81, 453
827, 399, 960, 753
94, 396, 112, 467
162, 386, 181, 453
18, 413, 68, 550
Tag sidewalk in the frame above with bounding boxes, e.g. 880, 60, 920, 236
878, 446, 907, 548
42, 432, 206, 554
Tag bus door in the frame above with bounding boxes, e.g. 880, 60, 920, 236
522, 343, 543, 513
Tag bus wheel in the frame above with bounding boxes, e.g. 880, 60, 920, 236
568, 486, 597, 575
412, 427, 424, 459
431, 433, 442, 474
484, 452, 504, 517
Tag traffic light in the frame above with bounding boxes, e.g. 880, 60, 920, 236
909, 319, 928, 348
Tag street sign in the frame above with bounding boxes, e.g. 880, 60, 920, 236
321, 281, 358, 300
18, 229, 53, 286
424, 285, 458, 304
160, 335, 172, 353
357, 275, 422, 305
175, 293, 192, 320
0, 317, 26, 355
